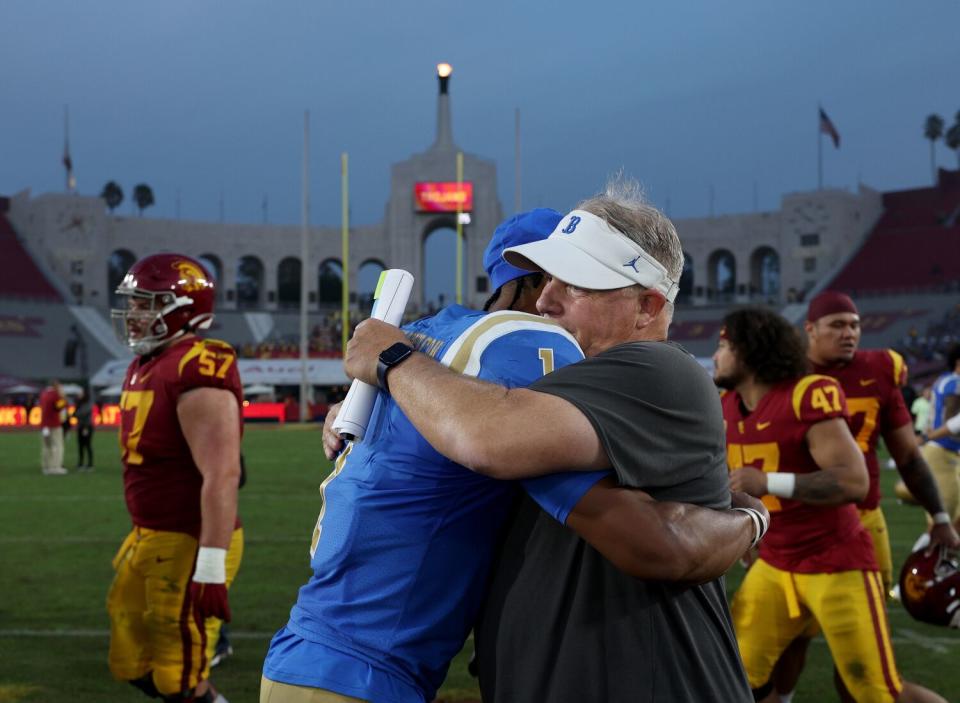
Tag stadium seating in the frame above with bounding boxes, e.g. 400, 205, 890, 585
829, 170, 960, 295
668, 306, 733, 357
0, 212, 63, 301
4, 170, 960, 379
0, 300, 121, 381
670, 293, 960, 369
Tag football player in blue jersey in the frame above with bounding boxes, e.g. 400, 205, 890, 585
919, 344, 960, 526
262, 207, 765, 703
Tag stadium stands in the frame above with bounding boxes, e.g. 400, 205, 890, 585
4, 170, 960, 383
0, 300, 125, 381
0, 208, 122, 380
669, 306, 732, 357
0, 211, 63, 302
670, 293, 960, 367
241, 310, 427, 359
829, 169, 960, 295
890, 298, 960, 381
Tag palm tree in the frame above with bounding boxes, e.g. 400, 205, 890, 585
99, 181, 123, 212
132, 183, 155, 216
946, 122, 960, 170
924, 114, 945, 183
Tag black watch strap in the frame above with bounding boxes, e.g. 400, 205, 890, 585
376, 342, 414, 395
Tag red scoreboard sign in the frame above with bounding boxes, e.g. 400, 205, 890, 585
414, 182, 473, 212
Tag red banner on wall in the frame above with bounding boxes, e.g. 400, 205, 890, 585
0, 402, 287, 428
0, 406, 27, 426
242, 401, 286, 423
414, 182, 473, 212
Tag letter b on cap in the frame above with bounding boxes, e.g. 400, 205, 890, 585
561, 216, 581, 234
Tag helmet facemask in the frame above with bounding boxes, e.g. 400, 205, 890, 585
111, 285, 195, 356
110, 256, 216, 356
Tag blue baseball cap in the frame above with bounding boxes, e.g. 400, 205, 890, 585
483, 208, 563, 291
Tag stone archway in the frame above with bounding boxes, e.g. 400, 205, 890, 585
708, 249, 736, 302
422, 218, 465, 311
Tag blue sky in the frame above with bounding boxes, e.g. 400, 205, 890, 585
2, 0, 959, 296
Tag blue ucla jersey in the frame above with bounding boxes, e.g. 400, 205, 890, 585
931, 372, 960, 452
264, 305, 605, 703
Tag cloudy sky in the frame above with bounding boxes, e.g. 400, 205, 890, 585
3, 1, 958, 231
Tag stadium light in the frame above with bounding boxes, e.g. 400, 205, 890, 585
437, 63, 452, 95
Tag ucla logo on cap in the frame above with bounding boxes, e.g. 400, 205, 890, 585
561, 215, 581, 234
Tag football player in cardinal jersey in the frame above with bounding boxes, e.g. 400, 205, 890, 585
107, 253, 243, 703
770, 292, 958, 703
715, 308, 947, 703
805, 291, 958, 588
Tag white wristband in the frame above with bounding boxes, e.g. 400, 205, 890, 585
766, 473, 796, 499
192, 546, 227, 583
733, 507, 769, 548
933, 511, 953, 526
946, 413, 960, 435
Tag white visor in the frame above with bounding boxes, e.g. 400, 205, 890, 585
503, 210, 679, 302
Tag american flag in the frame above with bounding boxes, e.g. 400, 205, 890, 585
819, 107, 840, 149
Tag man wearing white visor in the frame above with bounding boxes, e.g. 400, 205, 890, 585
506, 208, 679, 300
345, 178, 753, 702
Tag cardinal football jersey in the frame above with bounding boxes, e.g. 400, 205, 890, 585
267, 305, 604, 703
39, 388, 66, 427
722, 375, 876, 573
812, 349, 912, 509
119, 336, 243, 536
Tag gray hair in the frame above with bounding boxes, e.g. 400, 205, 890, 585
576, 175, 684, 284
576, 176, 683, 322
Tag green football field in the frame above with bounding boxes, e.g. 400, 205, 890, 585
0, 425, 956, 702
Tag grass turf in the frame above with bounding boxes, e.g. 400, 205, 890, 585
0, 426, 956, 702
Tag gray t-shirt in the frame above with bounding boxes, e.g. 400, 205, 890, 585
474, 341, 751, 703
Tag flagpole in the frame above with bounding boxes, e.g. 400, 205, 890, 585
63, 106, 69, 191
817, 105, 823, 191
341, 152, 350, 356
299, 110, 310, 424
456, 151, 464, 305
63, 105, 75, 192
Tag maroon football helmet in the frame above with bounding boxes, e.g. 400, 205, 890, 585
899, 545, 960, 628
111, 253, 215, 355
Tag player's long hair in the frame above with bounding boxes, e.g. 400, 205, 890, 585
722, 307, 809, 385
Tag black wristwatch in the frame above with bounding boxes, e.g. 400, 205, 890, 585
377, 342, 415, 395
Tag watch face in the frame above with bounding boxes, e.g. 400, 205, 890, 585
380, 342, 413, 365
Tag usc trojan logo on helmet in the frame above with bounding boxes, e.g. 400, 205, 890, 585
902, 568, 928, 604
173, 260, 209, 293
899, 545, 960, 628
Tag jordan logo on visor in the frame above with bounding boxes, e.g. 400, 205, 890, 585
623, 255, 642, 273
